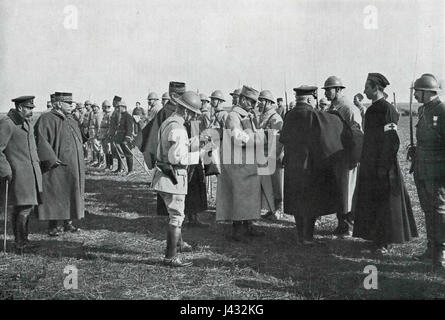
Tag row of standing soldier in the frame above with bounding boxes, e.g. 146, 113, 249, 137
1, 73, 444, 270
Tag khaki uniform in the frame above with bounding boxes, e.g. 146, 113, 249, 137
414, 97, 445, 258
258, 108, 284, 211
88, 111, 103, 155
98, 111, 112, 154
151, 114, 199, 227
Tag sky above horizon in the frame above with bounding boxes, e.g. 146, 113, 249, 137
0, 0, 444, 112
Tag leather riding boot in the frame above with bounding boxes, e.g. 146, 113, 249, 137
15, 211, 28, 252
303, 217, 316, 244
106, 155, 113, 170
243, 220, 265, 237
126, 156, 133, 173
433, 243, 445, 269
231, 221, 246, 242
163, 225, 192, 267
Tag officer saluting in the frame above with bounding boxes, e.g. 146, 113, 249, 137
410, 74, 445, 269
0, 96, 43, 252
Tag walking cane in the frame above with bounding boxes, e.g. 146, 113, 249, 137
3, 180, 9, 254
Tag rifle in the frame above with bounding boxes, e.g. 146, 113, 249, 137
393, 92, 397, 109
285, 91, 289, 114
406, 82, 415, 173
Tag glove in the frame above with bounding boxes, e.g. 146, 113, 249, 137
2, 175, 12, 184
51, 159, 67, 170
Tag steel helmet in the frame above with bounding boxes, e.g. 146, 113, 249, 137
172, 91, 202, 114
258, 90, 275, 103
147, 92, 159, 100
161, 92, 170, 100
209, 90, 225, 102
229, 88, 242, 97
322, 76, 345, 89
102, 100, 111, 107
412, 73, 441, 92
84, 100, 92, 106
199, 93, 210, 102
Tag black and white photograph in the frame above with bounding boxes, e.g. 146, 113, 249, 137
0, 0, 445, 303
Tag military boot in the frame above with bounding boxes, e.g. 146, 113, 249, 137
177, 232, 193, 253
302, 217, 316, 245
113, 159, 123, 174
126, 156, 134, 174
48, 220, 60, 237
294, 215, 304, 244
231, 221, 247, 242
243, 220, 265, 237
14, 213, 28, 254
163, 225, 192, 267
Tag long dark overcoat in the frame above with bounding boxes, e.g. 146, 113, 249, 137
34, 110, 85, 221
279, 103, 348, 218
353, 98, 418, 244
0, 109, 43, 206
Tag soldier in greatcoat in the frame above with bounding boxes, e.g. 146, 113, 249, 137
216, 85, 265, 241
34, 92, 86, 237
0, 96, 42, 252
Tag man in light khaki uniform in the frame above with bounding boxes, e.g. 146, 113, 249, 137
151, 91, 203, 267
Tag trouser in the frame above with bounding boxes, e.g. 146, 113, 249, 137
414, 176, 445, 254
11, 205, 34, 246
158, 192, 186, 227
333, 157, 357, 232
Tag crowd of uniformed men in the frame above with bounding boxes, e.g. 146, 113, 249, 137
1, 72, 444, 270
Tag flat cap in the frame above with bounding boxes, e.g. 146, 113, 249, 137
229, 88, 242, 96
113, 95, 122, 102
367, 73, 390, 88
293, 85, 318, 96
277, 97, 283, 102
240, 85, 260, 102
12, 96, 35, 107
169, 81, 186, 95
84, 100, 92, 105
50, 93, 56, 102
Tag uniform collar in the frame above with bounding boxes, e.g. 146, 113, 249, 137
7, 108, 26, 125
169, 113, 185, 125
424, 97, 441, 109
50, 108, 67, 120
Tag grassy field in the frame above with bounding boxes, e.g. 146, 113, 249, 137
1, 113, 445, 300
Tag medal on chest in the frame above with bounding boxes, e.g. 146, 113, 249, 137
433, 115, 438, 127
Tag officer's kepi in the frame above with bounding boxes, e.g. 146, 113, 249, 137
12, 96, 36, 108
293, 86, 318, 97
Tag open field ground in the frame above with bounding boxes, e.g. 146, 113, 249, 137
1, 114, 445, 300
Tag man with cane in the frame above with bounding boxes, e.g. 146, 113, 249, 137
0, 96, 43, 253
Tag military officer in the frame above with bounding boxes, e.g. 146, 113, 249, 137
410, 73, 445, 269
108, 96, 123, 172
99, 100, 113, 170
209, 90, 227, 141
114, 100, 136, 175
151, 91, 203, 267
257, 90, 284, 221
229, 88, 241, 108
276, 97, 286, 118
323, 75, 362, 237
161, 92, 170, 107
88, 103, 104, 167
199, 93, 212, 131
216, 85, 265, 241
132, 101, 147, 134
0, 96, 43, 252
147, 92, 162, 123
82, 100, 92, 161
